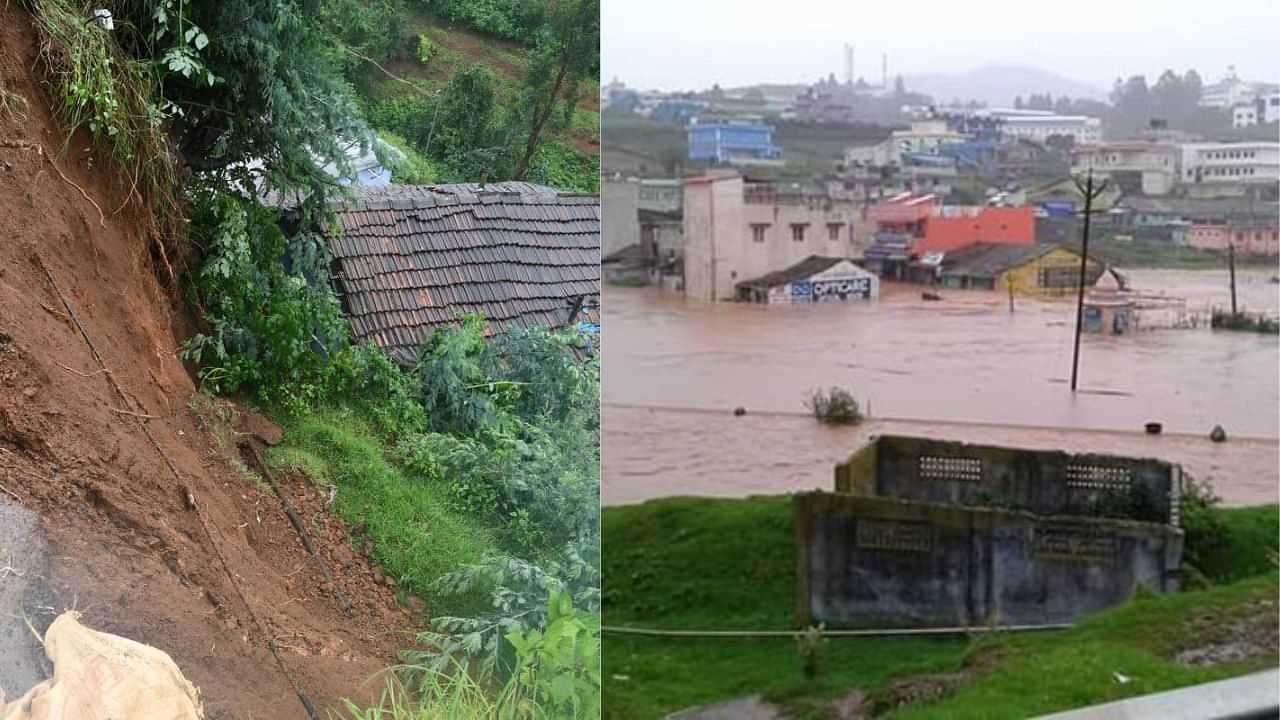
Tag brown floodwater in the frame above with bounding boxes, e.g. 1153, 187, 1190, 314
602, 269, 1280, 507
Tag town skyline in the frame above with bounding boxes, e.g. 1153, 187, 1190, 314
602, 0, 1278, 98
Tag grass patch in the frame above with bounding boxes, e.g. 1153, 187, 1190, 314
889, 573, 1279, 719
603, 495, 1280, 719
268, 408, 499, 613
1188, 504, 1280, 583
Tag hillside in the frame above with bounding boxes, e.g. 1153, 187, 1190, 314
904, 64, 1108, 107
601, 111, 890, 179
352, 7, 599, 189
0, 8, 417, 717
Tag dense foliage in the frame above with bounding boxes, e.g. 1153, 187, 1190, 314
416, 0, 547, 44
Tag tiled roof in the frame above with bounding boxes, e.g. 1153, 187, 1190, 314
325, 183, 600, 363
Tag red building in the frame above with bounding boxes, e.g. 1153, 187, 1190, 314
864, 193, 1036, 273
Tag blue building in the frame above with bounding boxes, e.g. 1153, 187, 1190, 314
687, 121, 782, 165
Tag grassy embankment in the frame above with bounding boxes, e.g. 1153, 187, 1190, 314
1068, 235, 1280, 271
267, 408, 499, 613
602, 496, 1279, 719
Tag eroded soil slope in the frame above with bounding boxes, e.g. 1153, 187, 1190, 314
0, 8, 417, 718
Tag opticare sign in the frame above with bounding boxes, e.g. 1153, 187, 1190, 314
790, 275, 875, 302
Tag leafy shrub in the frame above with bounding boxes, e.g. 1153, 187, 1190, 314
342, 591, 598, 719
806, 386, 863, 425
528, 140, 599, 192
418, 0, 548, 44
180, 193, 347, 404
417, 33, 438, 64
412, 545, 600, 675
375, 132, 439, 184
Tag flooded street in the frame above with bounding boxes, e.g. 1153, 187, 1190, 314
603, 269, 1280, 506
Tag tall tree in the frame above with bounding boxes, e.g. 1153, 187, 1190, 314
512, 0, 599, 180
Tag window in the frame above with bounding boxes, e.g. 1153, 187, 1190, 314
791, 223, 808, 242
751, 223, 769, 243
1236, 232, 1245, 241
826, 223, 843, 241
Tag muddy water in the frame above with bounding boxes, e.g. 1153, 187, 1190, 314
603, 269, 1280, 506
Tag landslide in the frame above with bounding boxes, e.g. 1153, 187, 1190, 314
0, 6, 418, 718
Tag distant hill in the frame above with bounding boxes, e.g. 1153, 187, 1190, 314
903, 64, 1108, 107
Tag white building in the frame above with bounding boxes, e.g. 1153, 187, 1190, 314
1180, 142, 1280, 188
1200, 68, 1279, 109
1233, 103, 1259, 128
1070, 142, 1179, 195
682, 172, 863, 302
1266, 93, 1280, 124
997, 113, 1102, 145
844, 121, 968, 169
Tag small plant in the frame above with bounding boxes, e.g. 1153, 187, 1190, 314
1179, 474, 1226, 589
794, 624, 828, 679
806, 387, 863, 425
416, 34, 438, 65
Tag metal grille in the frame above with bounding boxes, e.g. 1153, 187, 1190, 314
918, 456, 983, 482
1065, 464, 1133, 493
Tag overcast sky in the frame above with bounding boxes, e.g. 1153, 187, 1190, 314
602, 0, 1279, 93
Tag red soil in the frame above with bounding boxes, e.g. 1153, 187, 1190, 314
0, 7, 421, 718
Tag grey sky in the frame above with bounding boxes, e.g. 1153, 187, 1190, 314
602, 0, 1278, 93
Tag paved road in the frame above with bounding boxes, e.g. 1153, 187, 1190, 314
0, 496, 50, 702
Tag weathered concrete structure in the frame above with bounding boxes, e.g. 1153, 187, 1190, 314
794, 436, 1184, 629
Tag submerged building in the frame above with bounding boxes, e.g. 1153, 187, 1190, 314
681, 172, 862, 302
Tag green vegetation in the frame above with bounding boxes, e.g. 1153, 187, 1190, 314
806, 386, 864, 425
269, 411, 499, 610
1211, 311, 1280, 334
344, 592, 600, 720
324, 0, 600, 191
602, 495, 1279, 719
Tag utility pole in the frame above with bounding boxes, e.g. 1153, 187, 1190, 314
1069, 168, 1109, 393
1228, 240, 1238, 315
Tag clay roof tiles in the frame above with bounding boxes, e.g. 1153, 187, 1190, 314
325, 182, 600, 363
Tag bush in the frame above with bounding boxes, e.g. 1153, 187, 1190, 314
416, 33, 438, 64
180, 193, 347, 405
806, 386, 863, 425
1211, 310, 1280, 334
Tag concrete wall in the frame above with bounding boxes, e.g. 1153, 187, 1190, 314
800, 436, 1186, 628
603, 181, 641, 259
794, 492, 1184, 628
836, 435, 1179, 525
682, 173, 744, 302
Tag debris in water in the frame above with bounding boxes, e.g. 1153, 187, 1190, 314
733, 407, 747, 416
1210, 425, 1227, 443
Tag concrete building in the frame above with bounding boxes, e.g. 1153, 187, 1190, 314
1233, 103, 1259, 128
861, 193, 1036, 276
602, 180, 641, 259
1180, 142, 1280, 189
937, 243, 1102, 296
845, 121, 969, 169
1199, 68, 1279, 109
637, 178, 682, 213
1069, 142, 1179, 196
997, 113, 1101, 145
682, 172, 861, 302
687, 120, 782, 166
736, 256, 879, 303
1187, 221, 1280, 256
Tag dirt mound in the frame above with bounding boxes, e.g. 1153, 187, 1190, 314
0, 7, 416, 718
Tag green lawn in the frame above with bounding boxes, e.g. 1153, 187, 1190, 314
602, 495, 1279, 719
